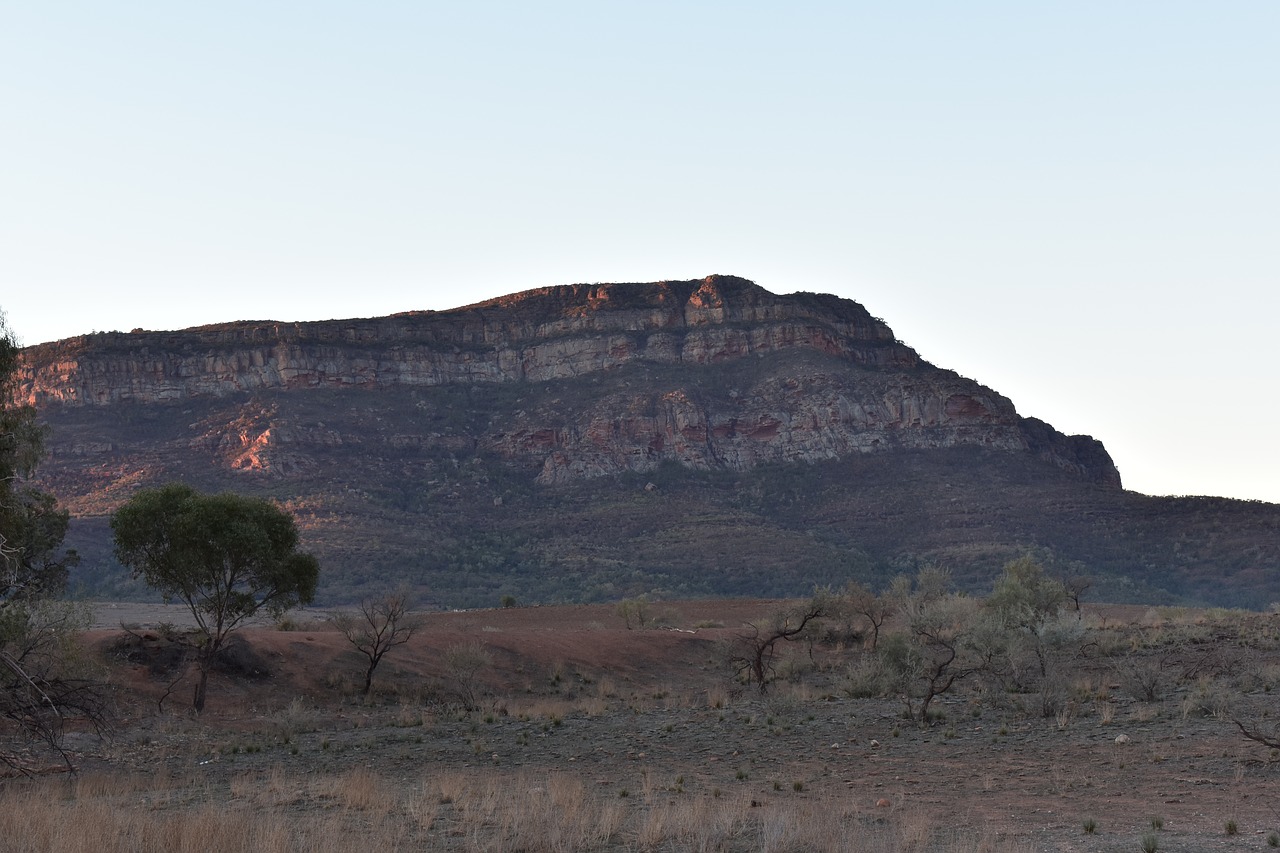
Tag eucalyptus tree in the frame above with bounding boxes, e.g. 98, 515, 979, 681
112, 484, 319, 712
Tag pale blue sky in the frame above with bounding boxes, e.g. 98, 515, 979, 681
3, 2, 1277, 502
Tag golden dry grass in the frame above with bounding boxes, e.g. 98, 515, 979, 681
36, 601, 1280, 852
0, 765, 1033, 853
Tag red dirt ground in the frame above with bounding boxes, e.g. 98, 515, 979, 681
45, 600, 1280, 851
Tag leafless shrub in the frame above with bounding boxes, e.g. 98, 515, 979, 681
443, 641, 492, 711
823, 581, 894, 650
1111, 649, 1177, 702
0, 599, 108, 773
332, 588, 423, 697
728, 593, 829, 693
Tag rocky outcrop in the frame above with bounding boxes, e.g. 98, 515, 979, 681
489, 370, 1039, 485
16, 275, 1121, 488
15, 276, 915, 406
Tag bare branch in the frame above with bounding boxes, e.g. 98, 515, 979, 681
334, 589, 422, 697
1231, 716, 1280, 751
729, 596, 828, 693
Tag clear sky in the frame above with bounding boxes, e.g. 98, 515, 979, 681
2, 2, 1277, 502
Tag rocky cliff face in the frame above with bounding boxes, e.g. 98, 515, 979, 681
17, 277, 916, 403
16, 275, 1120, 488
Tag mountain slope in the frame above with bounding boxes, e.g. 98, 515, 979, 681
16, 276, 1278, 607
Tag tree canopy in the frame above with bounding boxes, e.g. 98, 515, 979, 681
1, 313, 61, 589
0, 311, 94, 771
0, 316, 44, 491
0, 318, 60, 590
111, 483, 319, 711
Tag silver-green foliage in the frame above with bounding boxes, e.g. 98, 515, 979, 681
876, 569, 990, 722
111, 483, 320, 712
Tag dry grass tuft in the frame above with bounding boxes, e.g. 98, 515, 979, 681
0, 766, 1038, 853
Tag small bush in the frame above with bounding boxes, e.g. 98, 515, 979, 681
844, 655, 893, 699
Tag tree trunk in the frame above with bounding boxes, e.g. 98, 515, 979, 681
193, 663, 210, 714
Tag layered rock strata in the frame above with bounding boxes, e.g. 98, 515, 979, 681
16, 275, 1121, 487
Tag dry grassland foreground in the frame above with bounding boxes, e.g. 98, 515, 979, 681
4, 600, 1280, 852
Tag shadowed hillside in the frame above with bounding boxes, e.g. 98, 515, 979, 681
15, 276, 1278, 607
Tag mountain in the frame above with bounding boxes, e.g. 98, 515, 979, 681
14, 276, 1280, 608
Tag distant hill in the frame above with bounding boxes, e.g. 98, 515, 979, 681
15, 275, 1279, 607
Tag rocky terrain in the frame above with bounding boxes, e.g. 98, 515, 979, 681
16, 276, 1115, 485
13, 275, 1280, 607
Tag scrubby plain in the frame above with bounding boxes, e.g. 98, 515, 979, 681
5, 599, 1280, 852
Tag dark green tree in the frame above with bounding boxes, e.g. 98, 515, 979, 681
1, 313, 58, 585
111, 483, 319, 712
0, 487, 78, 601
0, 311, 94, 772
0, 315, 44, 493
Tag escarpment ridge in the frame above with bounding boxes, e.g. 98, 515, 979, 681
18, 276, 914, 404
16, 275, 1279, 608
17, 276, 1117, 487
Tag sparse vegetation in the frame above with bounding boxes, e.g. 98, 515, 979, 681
0, 763, 1046, 853
0, 594, 1273, 851
29, 331, 1280, 612
616, 597, 652, 630
728, 592, 829, 693
443, 640, 493, 711
875, 568, 990, 722
333, 588, 422, 696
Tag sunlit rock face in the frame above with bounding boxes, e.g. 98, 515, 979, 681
14, 275, 1120, 487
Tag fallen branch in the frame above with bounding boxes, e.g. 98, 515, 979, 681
1231, 716, 1280, 750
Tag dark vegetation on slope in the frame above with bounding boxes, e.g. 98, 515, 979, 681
18, 278, 1278, 610
53, 397, 1279, 610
